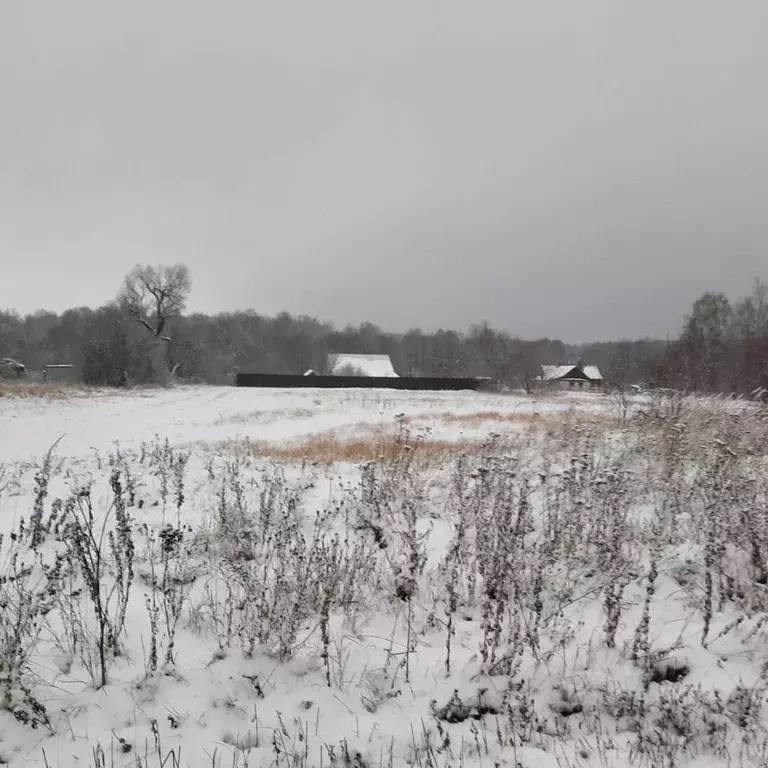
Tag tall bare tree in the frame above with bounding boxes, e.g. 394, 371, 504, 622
118, 264, 191, 385
681, 291, 733, 391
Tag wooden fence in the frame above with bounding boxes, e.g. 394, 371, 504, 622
235, 373, 489, 391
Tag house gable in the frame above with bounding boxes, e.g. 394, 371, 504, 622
542, 365, 588, 381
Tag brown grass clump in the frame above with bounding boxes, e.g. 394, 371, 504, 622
437, 410, 559, 426
429, 409, 618, 430
0, 382, 93, 400
216, 407, 315, 426
208, 426, 485, 465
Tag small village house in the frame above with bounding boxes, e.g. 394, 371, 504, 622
537, 362, 603, 391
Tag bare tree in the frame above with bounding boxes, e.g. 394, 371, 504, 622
604, 343, 633, 421
681, 291, 733, 391
118, 264, 191, 385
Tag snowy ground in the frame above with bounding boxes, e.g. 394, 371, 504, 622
0, 385, 597, 464
1, 386, 767, 767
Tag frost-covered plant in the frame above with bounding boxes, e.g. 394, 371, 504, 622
0, 519, 64, 730
57, 472, 135, 688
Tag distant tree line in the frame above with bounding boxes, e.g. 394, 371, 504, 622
0, 304, 604, 388
649, 279, 768, 395
1, 264, 765, 394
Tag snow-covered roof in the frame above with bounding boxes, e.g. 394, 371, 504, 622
541, 365, 575, 381
582, 365, 603, 381
0, 358, 25, 372
327, 353, 399, 377
540, 364, 602, 381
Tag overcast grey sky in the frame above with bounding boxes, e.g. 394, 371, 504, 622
2, 1, 767, 342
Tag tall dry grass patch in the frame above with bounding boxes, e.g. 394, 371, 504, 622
215, 407, 314, 426
437, 410, 558, 426
424, 409, 617, 430
204, 407, 616, 465
207, 424, 487, 464
0, 382, 91, 400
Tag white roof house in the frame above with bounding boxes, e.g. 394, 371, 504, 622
327, 353, 399, 378
541, 364, 602, 382
539, 364, 603, 389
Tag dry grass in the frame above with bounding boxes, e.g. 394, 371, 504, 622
0, 382, 94, 400
205, 425, 488, 464
215, 407, 315, 426
202, 408, 619, 465
420, 409, 617, 430
436, 410, 561, 426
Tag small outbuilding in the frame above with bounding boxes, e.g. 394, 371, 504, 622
43, 364, 78, 384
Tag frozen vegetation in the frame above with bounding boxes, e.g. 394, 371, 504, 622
0, 385, 767, 767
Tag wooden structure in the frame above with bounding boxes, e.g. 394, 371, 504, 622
236, 373, 488, 391
43, 364, 79, 384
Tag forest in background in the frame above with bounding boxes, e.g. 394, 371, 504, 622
1, 265, 767, 395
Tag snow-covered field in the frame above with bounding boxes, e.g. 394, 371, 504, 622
0, 385, 581, 464
1, 385, 768, 767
